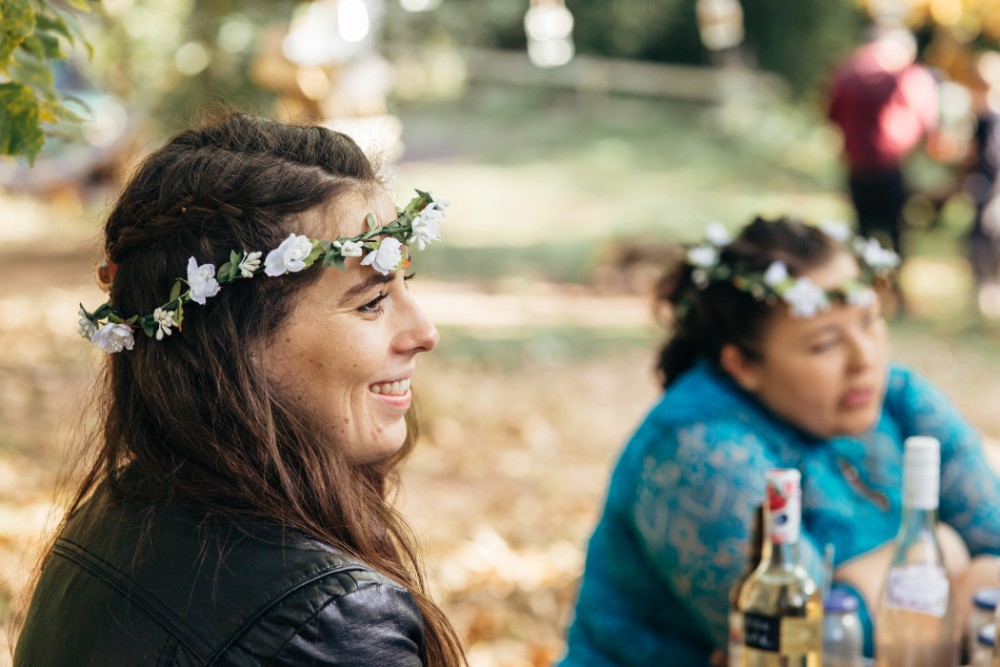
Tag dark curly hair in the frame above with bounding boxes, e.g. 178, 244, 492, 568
655, 216, 842, 388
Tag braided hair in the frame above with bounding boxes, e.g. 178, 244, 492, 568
68, 114, 467, 666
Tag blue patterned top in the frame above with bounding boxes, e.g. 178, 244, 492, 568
558, 359, 1000, 667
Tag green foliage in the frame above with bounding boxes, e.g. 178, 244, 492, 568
0, 0, 89, 165
741, 0, 865, 96
385, 0, 865, 98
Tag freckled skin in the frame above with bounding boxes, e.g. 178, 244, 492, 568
265, 189, 439, 463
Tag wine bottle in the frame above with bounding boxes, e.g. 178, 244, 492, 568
739, 469, 823, 667
730, 504, 765, 667
875, 436, 958, 667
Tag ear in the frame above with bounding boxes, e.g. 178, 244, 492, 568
719, 344, 762, 393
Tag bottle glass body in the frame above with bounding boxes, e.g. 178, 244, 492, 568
823, 590, 864, 667
874, 507, 958, 667
739, 470, 822, 667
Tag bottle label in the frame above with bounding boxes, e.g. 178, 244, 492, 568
744, 612, 781, 652
766, 475, 801, 544
744, 612, 822, 655
884, 563, 950, 617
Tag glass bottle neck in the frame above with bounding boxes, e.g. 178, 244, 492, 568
760, 538, 799, 570
896, 505, 938, 542
761, 506, 801, 570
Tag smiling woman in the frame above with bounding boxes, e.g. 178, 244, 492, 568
14, 114, 466, 667
557, 217, 1000, 667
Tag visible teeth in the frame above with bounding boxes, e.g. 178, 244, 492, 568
371, 378, 410, 396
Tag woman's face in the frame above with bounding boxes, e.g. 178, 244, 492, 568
266, 188, 439, 463
726, 251, 890, 439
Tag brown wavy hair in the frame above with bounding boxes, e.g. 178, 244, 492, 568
655, 216, 840, 388
65, 114, 466, 665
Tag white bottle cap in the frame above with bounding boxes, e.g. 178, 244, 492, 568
903, 436, 940, 510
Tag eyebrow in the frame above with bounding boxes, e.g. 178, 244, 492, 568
339, 272, 395, 305
803, 324, 841, 339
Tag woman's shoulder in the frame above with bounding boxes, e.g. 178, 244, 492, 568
49, 480, 419, 663
641, 360, 767, 437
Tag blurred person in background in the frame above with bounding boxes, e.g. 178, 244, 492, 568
14, 114, 465, 667
827, 26, 939, 261
556, 217, 1000, 667
961, 51, 1000, 317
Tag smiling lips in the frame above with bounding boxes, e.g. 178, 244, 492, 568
370, 378, 410, 396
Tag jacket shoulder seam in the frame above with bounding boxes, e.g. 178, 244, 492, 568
265, 578, 396, 661
52, 539, 209, 661
205, 563, 382, 664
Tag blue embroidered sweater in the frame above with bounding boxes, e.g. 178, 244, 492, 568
558, 360, 1000, 667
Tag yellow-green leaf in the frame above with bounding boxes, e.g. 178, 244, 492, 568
0, 82, 43, 164
0, 0, 37, 69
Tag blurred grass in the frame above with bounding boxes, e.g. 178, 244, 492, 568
434, 325, 657, 369
396, 83, 875, 286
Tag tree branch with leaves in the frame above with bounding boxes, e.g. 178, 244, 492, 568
0, 0, 90, 165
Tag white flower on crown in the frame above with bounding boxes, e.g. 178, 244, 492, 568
819, 219, 852, 242
763, 260, 789, 287
186, 257, 221, 305
264, 234, 314, 277
239, 251, 262, 278
705, 222, 730, 246
687, 245, 719, 268
856, 238, 900, 271
846, 287, 877, 308
78, 307, 97, 340
361, 237, 405, 276
333, 240, 364, 258
91, 322, 135, 353
782, 277, 830, 318
153, 307, 176, 340
408, 213, 441, 252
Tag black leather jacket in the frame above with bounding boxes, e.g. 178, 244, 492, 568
15, 474, 428, 666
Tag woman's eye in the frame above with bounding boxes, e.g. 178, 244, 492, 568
358, 292, 388, 314
810, 339, 839, 354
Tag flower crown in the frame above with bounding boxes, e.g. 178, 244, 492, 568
78, 190, 447, 353
683, 220, 899, 318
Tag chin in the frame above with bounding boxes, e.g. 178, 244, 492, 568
839, 413, 879, 436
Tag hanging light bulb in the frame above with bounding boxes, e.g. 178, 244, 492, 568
695, 0, 744, 52
524, 2, 574, 41
399, 0, 440, 11
338, 0, 370, 43
525, 0, 575, 68
282, 0, 381, 65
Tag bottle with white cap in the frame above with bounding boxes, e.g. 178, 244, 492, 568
738, 468, 823, 666
875, 436, 958, 667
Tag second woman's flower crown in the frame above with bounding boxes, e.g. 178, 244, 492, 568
79, 190, 447, 353
683, 220, 899, 318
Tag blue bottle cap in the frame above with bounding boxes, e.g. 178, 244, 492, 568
979, 624, 996, 647
824, 589, 859, 614
973, 587, 1000, 611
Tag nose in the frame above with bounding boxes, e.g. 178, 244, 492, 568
848, 330, 877, 371
396, 296, 439, 355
